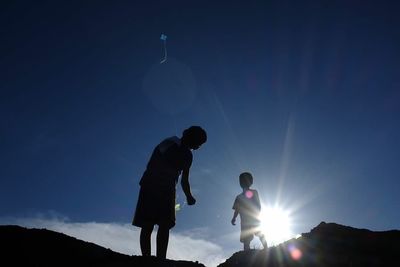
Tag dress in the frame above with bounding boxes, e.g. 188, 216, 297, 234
133, 136, 193, 229
232, 189, 262, 242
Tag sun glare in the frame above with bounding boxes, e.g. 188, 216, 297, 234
259, 205, 293, 246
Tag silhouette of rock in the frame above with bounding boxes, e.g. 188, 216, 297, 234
0, 225, 205, 267
218, 222, 400, 267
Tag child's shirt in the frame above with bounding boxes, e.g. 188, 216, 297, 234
232, 189, 261, 226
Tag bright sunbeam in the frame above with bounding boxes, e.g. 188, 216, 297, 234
259, 205, 293, 246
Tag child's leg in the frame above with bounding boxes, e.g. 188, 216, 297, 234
259, 234, 268, 249
243, 240, 250, 250
241, 227, 252, 250
140, 224, 154, 256
156, 225, 170, 259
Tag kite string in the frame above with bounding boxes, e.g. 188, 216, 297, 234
161, 39, 167, 64
164, 39, 167, 61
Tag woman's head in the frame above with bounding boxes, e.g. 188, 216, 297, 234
182, 126, 207, 150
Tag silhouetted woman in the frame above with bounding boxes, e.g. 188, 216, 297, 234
132, 126, 207, 259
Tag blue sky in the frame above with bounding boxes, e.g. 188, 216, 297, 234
1, 0, 399, 262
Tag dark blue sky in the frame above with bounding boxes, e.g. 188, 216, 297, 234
1, 0, 399, 251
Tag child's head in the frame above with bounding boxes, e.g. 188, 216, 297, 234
239, 172, 253, 189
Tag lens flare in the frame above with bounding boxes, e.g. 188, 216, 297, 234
288, 244, 302, 261
245, 190, 254, 198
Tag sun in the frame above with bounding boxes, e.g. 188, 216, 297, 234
258, 205, 293, 246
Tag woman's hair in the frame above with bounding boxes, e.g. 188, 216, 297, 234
182, 126, 207, 146
239, 172, 253, 188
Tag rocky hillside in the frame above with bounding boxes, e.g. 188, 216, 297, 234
1, 222, 399, 267
0, 225, 204, 267
218, 222, 400, 267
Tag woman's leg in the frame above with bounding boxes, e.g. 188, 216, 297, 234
140, 224, 154, 256
156, 225, 170, 259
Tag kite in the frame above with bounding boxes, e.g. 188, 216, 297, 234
160, 34, 168, 64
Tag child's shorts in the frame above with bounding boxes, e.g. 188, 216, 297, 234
240, 222, 263, 243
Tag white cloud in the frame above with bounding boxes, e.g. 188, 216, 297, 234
0, 217, 228, 267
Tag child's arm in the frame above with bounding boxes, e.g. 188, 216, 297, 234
254, 190, 261, 212
181, 167, 196, 205
231, 210, 239, 225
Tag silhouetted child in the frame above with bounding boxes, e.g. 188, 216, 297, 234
132, 126, 207, 259
231, 172, 267, 250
